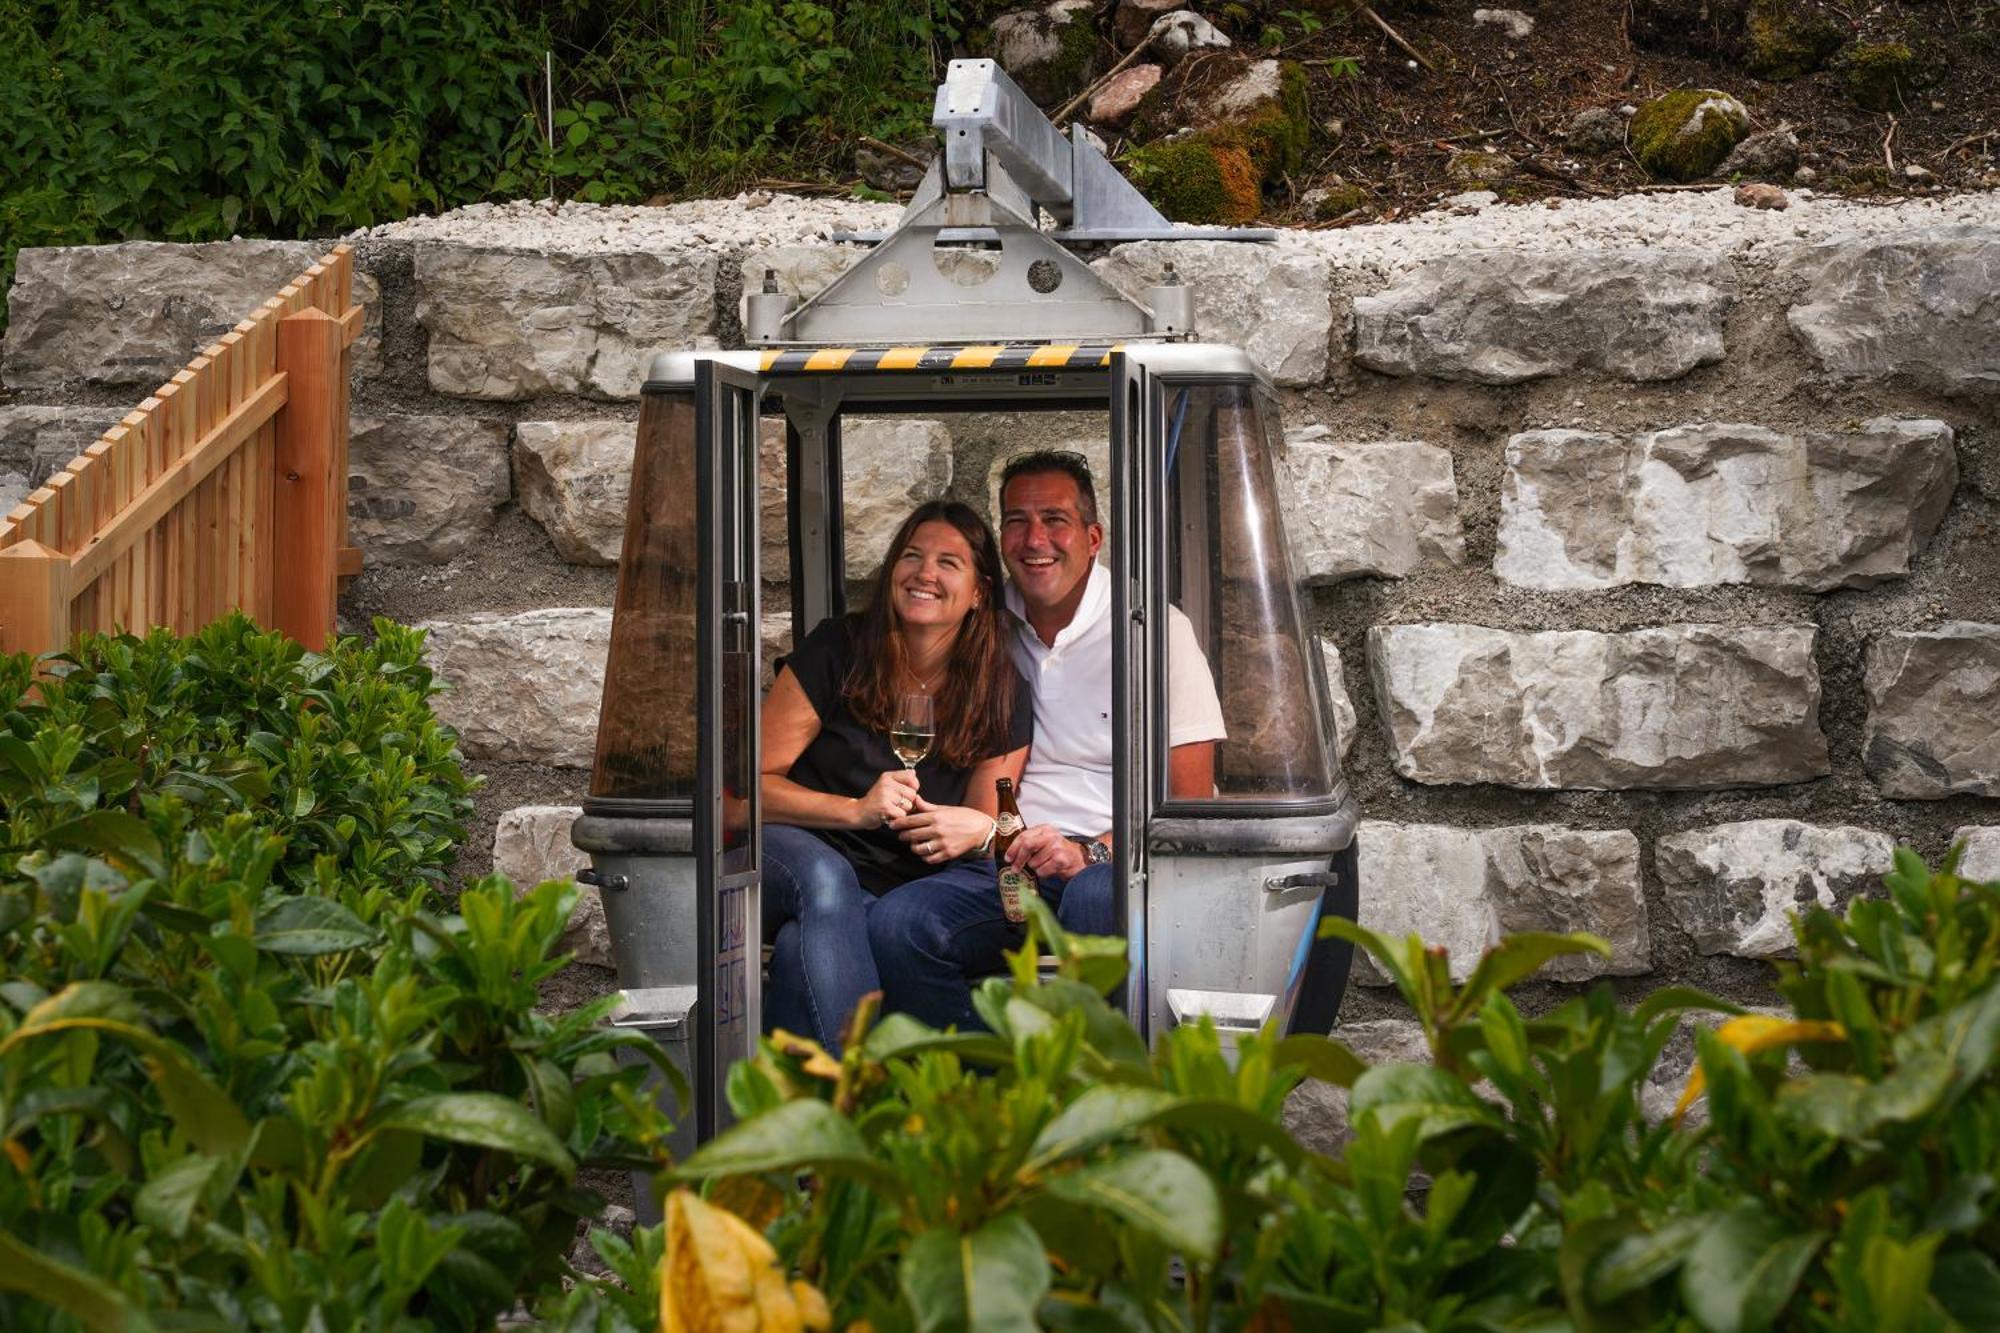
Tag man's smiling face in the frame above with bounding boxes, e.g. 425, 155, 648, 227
1000, 469, 1103, 622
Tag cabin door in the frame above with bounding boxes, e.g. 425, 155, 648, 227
693, 359, 762, 1141
1109, 350, 1161, 1041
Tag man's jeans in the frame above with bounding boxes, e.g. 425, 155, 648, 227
762, 824, 878, 1053
868, 859, 1116, 1032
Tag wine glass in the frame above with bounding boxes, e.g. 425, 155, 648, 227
891, 692, 935, 770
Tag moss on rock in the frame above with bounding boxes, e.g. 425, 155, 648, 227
1126, 136, 1262, 224
1629, 88, 1752, 181
1842, 42, 1916, 111
1744, 0, 1846, 80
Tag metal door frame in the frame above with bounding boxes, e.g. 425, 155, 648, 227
1109, 350, 1160, 1040
692, 359, 762, 1142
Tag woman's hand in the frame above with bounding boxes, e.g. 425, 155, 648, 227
851, 769, 922, 830
891, 797, 997, 865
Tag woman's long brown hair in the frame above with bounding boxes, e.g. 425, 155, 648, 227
843, 501, 1015, 769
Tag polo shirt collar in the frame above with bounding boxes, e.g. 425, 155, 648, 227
1006, 561, 1111, 652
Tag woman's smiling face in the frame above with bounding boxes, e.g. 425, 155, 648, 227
891, 519, 982, 630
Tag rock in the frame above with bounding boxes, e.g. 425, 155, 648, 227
1125, 55, 1308, 219
1658, 820, 1893, 957
492, 804, 610, 967
0, 405, 121, 486
1841, 42, 1917, 112
1628, 89, 1751, 181
758, 418, 954, 585
416, 243, 718, 401
1445, 150, 1516, 188
0, 472, 29, 516
1367, 623, 1829, 790
1356, 821, 1649, 983
854, 141, 931, 193
1566, 108, 1627, 156
1089, 64, 1162, 127
762, 612, 796, 689
346, 415, 511, 565
1096, 241, 1332, 386
1124, 135, 1263, 224
1734, 182, 1789, 209
1351, 250, 1734, 385
1494, 419, 1956, 592
1473, 8, 1535, 40
986, 2, 1103, 105
514, 420, 637, 565
1863, 624, 2000, 798
1277, 429, 1465, 583
735, 245, 867, 330
1281, 1019, 1429, 1153
421, 608, 612, 767
1951, 827, 2000, 882
1113, 0, 1181, 49
1301, 179, 1369, 220
1, 240, 339, 391
1718, 128, 1801, 179
1785, 227, 2000, 395
1148, 10, 1231, 65
1744, 0, 1847, 81
1318, 638, 1358, 764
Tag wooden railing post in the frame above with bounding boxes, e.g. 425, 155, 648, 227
0, 540, 73, 660
272, 308, 342, 650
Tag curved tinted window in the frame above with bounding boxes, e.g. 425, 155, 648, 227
1160, 382, 1336, 804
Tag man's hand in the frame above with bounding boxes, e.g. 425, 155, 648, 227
1006, 822, 1086, 881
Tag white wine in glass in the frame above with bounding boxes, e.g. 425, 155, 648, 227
891, 692, 935, 769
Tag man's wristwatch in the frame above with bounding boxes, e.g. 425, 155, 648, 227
1068, 835, 1112, 866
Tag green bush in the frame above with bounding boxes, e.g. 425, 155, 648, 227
0, 617, 676, 1330
0, 1, 963, 333
668, 853, 2000, 1330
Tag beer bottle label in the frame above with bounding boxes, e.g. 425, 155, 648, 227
997, 865, 1033, 924
993, 811, 1024, 837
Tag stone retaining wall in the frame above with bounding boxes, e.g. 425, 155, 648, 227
5, 196, 1998, 1023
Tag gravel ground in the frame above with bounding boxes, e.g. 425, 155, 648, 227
359, 185, 2000, 278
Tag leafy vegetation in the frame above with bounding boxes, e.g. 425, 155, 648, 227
0, 0, 964, 330
0, 617, 675, 1330
663, 854, 2000, 1330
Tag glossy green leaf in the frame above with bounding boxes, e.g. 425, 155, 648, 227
253, 894, 376, 955
675, 1096, 893, 1187
1027, 1085, 1182, 1166
900, 1214, 1050, 1333
1043, 1149, 1221, 1262
1678, 1205, 1825, 1333
376, 1092, 574, 1176
1270, 1033, 1366, 1088
1452, 932, 1611, 1017
135, 1151, 230, 1239
1348, 1063, 1502, 1142
0, 1230, 139, 1332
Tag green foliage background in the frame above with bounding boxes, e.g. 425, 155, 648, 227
0, 0, 968, 333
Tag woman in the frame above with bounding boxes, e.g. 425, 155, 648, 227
761, 500, 1033, 1052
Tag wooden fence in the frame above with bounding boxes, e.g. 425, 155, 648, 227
0, 244, 362, 660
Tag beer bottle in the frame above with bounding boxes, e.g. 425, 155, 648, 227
993, 778, 1030, 924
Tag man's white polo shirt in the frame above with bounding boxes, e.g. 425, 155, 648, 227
1005, 562, 1226, 835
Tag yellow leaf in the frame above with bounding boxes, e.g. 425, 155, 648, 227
1673, 1016, 1848, 1123
660, 1190, 762, 1333
791, 1279, 833, 1332
3, 1139, 30, 1174
770, 1030, 842, 1082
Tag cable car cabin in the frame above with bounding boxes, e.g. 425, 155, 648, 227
569, 59, 1359, 1176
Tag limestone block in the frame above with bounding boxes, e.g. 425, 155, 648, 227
762, 612, 795, 689
1317, 638, 1357, 763
421, 608, 611, 767
987, 1, 1101, 104
515, 420, 637, 565
0, 472, 28, 516
1863, 624, 2000, 797
347, 415, 511, 564
0, 405, 121, 485
3, 240, 326, 390
1495, 419, 1957, 592
1785, 227, 2000, 394
1367, 623, 1828, 789
759, 417, 955, 584
1658, 820, 1894, 957
1094, 242, 1333, 386
1951, 827, 2000, 882
1280, 1018, 1429, 1154
1355, 821, 1648, 983
1351, 249, 1734, 384
417, 243, 718, 401
1279, 428, 1464, 583
492, 804, 609, 967
736, 245, 866, 326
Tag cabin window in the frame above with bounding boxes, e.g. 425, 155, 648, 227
1160, 382, 1337, 806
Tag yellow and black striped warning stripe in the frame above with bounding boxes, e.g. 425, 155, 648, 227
758, 343, 1121, 374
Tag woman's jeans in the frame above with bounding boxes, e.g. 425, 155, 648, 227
761, 824, 879, 1053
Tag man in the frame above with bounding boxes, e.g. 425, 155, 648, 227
869, 450, 1226, 1030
